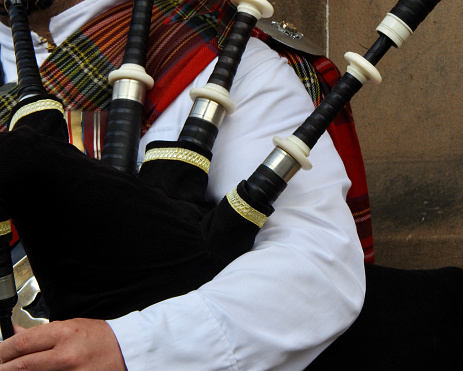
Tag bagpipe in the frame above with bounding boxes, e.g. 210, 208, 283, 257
0, 0, 441, 341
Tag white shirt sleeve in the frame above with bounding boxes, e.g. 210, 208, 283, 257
108, 37, 366, 370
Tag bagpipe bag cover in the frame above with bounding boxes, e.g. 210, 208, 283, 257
0, 93, 267, 321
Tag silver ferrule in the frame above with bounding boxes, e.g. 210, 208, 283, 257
112, 79, 146, 103
263, 147, 301, 183
189, 98, 227, 128
0, 273, 16, 301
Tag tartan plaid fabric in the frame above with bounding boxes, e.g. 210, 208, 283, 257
312, 56, 374, 263
0, 0, 373, 261
0, 0, 237, 132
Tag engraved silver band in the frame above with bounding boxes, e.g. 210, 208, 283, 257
226, 188, 268, 228
0, 220, 11, 237
189, 98, 227, 128
263, 147, 301, 183
9, 99, 65, 131
0, 274, 16, 301
112, 79, 146, 103
144, 147, 211, 174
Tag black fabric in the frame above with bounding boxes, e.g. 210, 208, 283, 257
307, 263, 463, 370
0, 98, 260, 321
140, 140, 213, 205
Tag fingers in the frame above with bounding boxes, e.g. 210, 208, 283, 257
0, 349, 65, 371
0, 322, 59, 363
0, 319, 128, 371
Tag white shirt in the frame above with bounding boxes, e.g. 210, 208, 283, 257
1, 1, 366, 369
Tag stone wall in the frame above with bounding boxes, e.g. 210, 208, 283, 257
269, 0, 463, 269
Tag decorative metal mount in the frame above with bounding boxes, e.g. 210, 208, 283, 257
256, 18, 324, 55
12, 256, 48, 329
271, 21, 304, 40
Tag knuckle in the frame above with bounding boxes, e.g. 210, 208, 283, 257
15, 359, 31, 371
57, 352, 79, 368
53, 321, 78, 339
54, 344, 81, 368
12, 334, 29, 354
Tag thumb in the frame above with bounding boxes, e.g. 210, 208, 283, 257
12, 324, 26, 334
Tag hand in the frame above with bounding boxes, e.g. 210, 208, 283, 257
0, 318, 127, 370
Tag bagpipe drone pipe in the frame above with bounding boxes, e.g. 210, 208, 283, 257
0, 0, 441, 339
0, 0, 275, 337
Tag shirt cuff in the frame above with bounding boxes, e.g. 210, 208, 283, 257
107, 292, 238, 371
